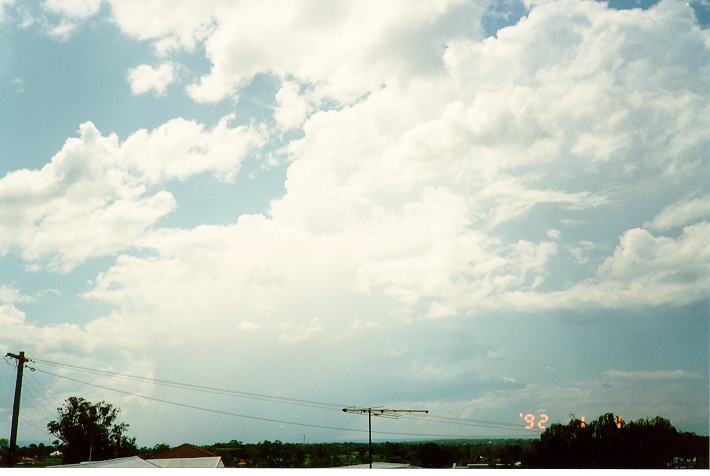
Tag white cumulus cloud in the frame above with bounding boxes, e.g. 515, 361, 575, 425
273, 80, 318, 131
0, 117, 264, 271
0, 285, 31, 304
2, 0, 709, 442
492, 222, 710, 310
644, 195, 710, 231
127, 63, 177, 96
46, 20, 78, 40
43, 0, 101, 19
102, 0, 487, 103
604, 369, 704, 380
0, 0, 14, 23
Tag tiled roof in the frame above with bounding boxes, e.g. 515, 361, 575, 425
151, 443, 217, 459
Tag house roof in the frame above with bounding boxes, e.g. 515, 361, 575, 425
51, 455, 224, 468
151, 443, 217, 459
147, 456, 224, 468
51, 456, 160, 468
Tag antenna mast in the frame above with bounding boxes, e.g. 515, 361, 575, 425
342, 407, 428, 469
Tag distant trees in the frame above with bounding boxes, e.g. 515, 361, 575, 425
532, 412, 708, 468
204, 439, 533, 468
0, 438, 8, 465
417, 442, 457, 468
111, 421, 710, 469
136, 443, 170, 459
35, 406, 706, 468
47, 397, 136, 464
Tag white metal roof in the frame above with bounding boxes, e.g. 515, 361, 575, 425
51, 456, 159, 468
147, 456, 224, 468
51, 455, 226, 468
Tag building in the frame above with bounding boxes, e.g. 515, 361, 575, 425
151, 443, 220, 460
148, 456, 224, 468
51, 456, 160, 468
51, 455, 225, 468
50, 444, 225, 468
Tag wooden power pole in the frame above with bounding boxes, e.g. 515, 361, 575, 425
6, 351, 27, 467
343, 407, 428, 469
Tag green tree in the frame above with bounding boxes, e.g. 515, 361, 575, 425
137, 442, 170, 459
531, 412, 701, 469
0, 437, 8, 466
47, 397, 136, 464
417, 442, 456, 468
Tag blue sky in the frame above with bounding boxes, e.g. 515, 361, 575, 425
0, 0, 708, 446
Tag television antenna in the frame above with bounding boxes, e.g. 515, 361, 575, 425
342, 406, 428, 468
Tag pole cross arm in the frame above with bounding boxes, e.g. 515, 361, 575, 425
342, 407, 428, 414
342, 406, 429, 469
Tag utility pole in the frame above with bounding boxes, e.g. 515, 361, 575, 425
343, 407, 428, 469
6, 351, 27, 467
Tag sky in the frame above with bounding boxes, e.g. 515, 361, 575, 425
0, 0, 708, 447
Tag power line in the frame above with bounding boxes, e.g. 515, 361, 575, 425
29, 358, 533, 432
401, 412, 542, 431
30, 358, 346, 411
21, 402, 49, 425
34, 367, 376, 434
18, 415, 54, 441
34, 367, 535, 440
18, 373, 57, 429
430, 413, 536, 428
26, 371, 59, 411
398, 412, 541, 432
19, 403, 52, 435
21, 388, 55, 423
22, 378, 57, 422
2, 356, 18, 368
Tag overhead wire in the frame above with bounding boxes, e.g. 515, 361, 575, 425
22, 377, 58, 422
18, 415, 55, 442
364, 411, 533, 432
21, 388, 56, 423
34, 367, 534, 440
2, 355, 17, 368
6, 357, 537, 438
20, 406, 52, 435
397, 412, 541, 433
26, 371, 59, 411
28, 357, 533, 432
430, 413, 536, 428
1, 358, 56, 443
30, 358, 346, 411
17, 382, 55, 438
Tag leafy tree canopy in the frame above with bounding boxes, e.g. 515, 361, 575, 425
47, 396, 136, 464
532, 412, 707, 469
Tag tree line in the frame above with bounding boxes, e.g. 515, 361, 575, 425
196, 438, 533, 468
531, 412, 708, 468
1, 396, 707, 468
